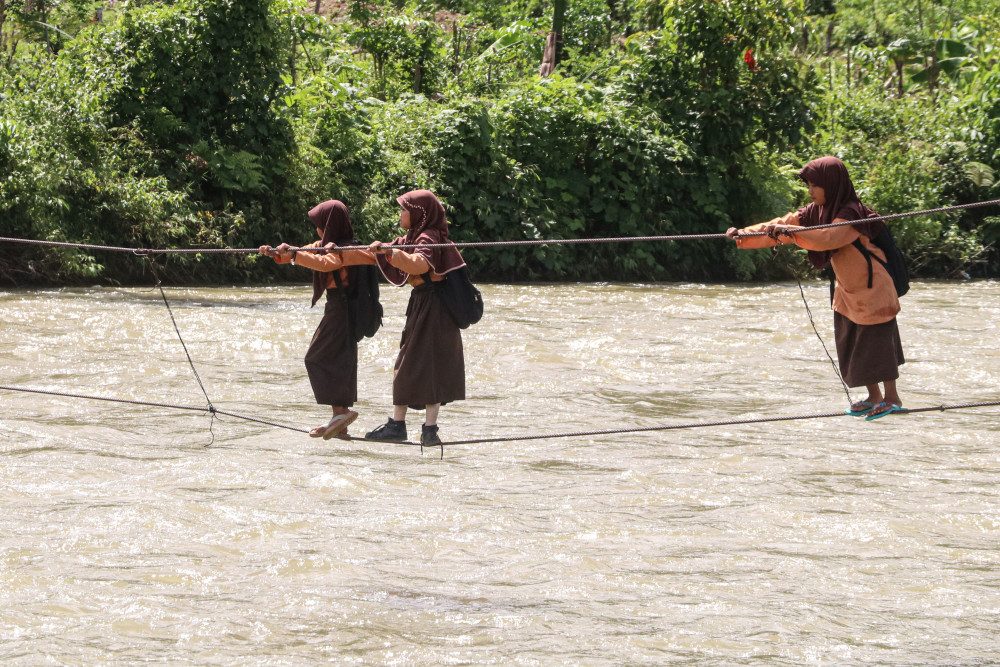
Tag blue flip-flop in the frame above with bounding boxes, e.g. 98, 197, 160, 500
846, 400, 875, 416
865, 401, 907, 421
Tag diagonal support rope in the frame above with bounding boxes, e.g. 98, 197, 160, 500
774, 248, 855, 404
141, 255, 219, 444
141, 255, 214, 408
0, 384, 309, 434
793, 275, 853, 404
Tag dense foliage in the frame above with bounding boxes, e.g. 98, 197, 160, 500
1, 0, 998, 284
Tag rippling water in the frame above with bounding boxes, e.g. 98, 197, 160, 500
1, 281, 999, 664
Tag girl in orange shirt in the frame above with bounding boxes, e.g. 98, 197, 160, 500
726, 157, 905, 420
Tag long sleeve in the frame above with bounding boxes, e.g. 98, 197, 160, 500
735, 214, 861, 252
272, 240, 320, 264
293, 246, 377, 272
387, 249, 430, 276
733, 213, 798, 249
789, 221, 861, 251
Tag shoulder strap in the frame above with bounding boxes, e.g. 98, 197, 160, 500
331, 270, 348, 298
852, 237, 891, 290
852, 238, 874, 289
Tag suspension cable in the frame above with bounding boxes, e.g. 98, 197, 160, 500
3, 383, 995, 448
378, 399, 1000, 447
2, 199, 997, 254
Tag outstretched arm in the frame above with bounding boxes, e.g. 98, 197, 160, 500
369, 241, 430, 275
727, 212, 800, 249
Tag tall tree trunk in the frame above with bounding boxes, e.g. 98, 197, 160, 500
540, 0, 566, 77
928, 39, 939, 98
846, 45, 851, 88
0, 0, 7, 54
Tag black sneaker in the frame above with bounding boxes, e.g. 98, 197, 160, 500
420, 424, 441, 446
365, 418, 407, 442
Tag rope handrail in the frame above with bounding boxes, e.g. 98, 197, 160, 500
2, 199, 997, 255
2, 383, 996, 447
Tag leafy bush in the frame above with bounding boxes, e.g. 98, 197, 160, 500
3, 0, 998, 286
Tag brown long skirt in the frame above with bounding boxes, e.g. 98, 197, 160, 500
834, 311, 905, 388
393, 283, 465, 409
304, 293, 357, 407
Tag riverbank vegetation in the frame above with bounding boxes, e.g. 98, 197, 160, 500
1, 0, 998, 284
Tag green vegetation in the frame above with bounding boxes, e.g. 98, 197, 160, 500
1, 0, 998, 284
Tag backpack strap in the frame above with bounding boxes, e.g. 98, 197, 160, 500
852, 238, 891, 289
330, 269, 358, 349
332, 269, 347, 296
852, 238, 874, 289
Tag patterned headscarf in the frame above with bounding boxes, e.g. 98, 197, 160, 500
795, 157, 882, 270
307, 200, 355, 306
378, 190, 466, 286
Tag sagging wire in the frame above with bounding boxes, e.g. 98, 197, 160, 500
773, 246, 854, 405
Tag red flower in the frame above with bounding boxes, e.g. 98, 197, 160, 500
744, 48, 759, 72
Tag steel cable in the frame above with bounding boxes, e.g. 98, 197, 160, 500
4, 383, 994, 447
359, 399, 1000, 447
2, 199, 997, 254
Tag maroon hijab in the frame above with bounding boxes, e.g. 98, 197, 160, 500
796, 156, 882, 269
308, 200, 355, 306
377, 189, 466, 286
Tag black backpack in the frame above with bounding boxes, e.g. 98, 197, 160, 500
333, 265, 384, 342
423, 267, 484, 329
852, 225, 910, 297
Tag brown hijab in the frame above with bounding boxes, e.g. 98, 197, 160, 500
796, 156, 883, 270
377, 189, 466, 286
307, 200, 355, 306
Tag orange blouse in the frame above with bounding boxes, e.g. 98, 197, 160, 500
735, 214, 900, 325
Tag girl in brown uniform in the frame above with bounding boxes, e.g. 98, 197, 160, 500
365, 189, 466, 445
726, 156, 906, 420
300, 190, 467, 445
259, 200, 361, 439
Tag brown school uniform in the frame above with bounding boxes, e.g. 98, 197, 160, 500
314, 246, 466, 409
277, 241, 357, 406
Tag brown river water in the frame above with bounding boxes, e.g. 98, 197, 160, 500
1, 281, 999, 664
